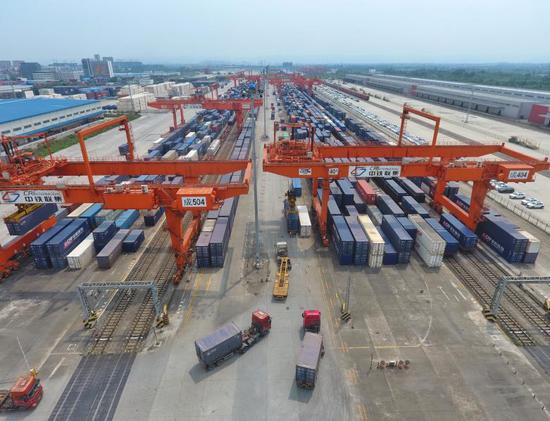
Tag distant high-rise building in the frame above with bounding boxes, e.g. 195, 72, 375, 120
20, 62, 41, 79
0, 60, 11, 70
81, 55, 114, 78
282, 62, 293, 69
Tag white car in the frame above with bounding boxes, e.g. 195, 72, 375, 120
526, 201, 544, 209
521, 197, 538, 206
509, 192, 525, 200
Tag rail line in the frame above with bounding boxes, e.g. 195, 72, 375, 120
446, 249, 550, 347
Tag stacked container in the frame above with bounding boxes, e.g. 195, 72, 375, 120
67, 234, 95, 269
209, 217, 230, 267
96, 229, 130, 269
297, 205, 312, 238
144, 208, 164, 226
5, 204, 57, 235
400, 196, 430, 218
381, 215, 414, 263
376, 195, 405, 217
94, 209, 123, 226
425, 218, 460, 257
93, 221, 117, 252
355, 180, 377, 205
345, 216, 368, 265
518, 230, 540, 263
30, 219, 72, 268
330, 215, 354, 265
439, 213, 478, 251
409, 215, 445, 267
115, 209, 139, 229
366, 205, 383, 225
291, 178, 302, 197
395, 178, 425, 203
46, 218, 91, 269
122, 229, 145, 252
476, 214, 528, 263
79, 203, 103, 229
396, 216, 417, 240
376, 228, 398, 265
67, 203, 93, 218
358, 215, 384, 268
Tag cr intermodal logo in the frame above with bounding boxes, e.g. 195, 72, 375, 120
1, 192, 20, 203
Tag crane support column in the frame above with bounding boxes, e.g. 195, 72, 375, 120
313, 180, 330, 246
470, 180, 490, 228
122, 121, 135, 160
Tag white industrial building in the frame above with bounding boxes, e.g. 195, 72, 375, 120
344, 74, 550, 120
0, 97, 103, 141
144, 82, 175, 98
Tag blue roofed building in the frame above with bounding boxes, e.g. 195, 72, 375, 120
0, 97, 104, 142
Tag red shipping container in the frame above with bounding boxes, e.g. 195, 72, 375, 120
356, 180, 377, 204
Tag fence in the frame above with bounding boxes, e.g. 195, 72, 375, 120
487, 190, 550, 235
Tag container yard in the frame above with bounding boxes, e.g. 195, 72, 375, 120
1, 67, 550, 421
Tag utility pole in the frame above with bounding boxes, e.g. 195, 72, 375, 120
250, 83, 261, 269
262, 67, 268, 139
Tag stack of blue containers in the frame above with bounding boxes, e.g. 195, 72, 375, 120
122, 229, 145, 252
336, 179, 355, 205
79, 203, 103, 229
396, 217, 417, 240
115, 210, 139, 229
219, 198, 237, 231
381, 215, 414, 263
196, 231, 212, 268
400, 196, 430, 218
209, 217, 230, 267
46, 218, 91, 268
344, 216, 368, 265
376, 195, 405, 217
376, 228, 398, 265
425, 218, 460, 256
30, 219, 71, 268
93, 221, 117, 253
476, 214, 528, 263
439, 213, 478, 251
330, 216, 354, 265
395, 178, 425, 203
291, 178, 302, 197
5, 204, 58, 235
144, 208, 164, 226
284, 200, 299, 234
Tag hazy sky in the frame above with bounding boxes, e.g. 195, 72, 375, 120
2, 0, 549, 64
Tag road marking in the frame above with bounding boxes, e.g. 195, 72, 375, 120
48, 357, 65, 379
449, 280, 468, 300
454, 294, 460, 302
439, 286, 450, 301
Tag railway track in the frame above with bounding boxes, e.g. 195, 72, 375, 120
446, 249, 550, 346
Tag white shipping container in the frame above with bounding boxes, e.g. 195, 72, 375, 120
409, 215, 446, 256
518, 230, 541, 253
185, 131, 196, 139
179, 150, 199, 161
162, 150, 178, 160
68, 203, 93, 218
153, 137, 164, 145
202, 219, 216, 232
368, 253, 383, 268
203, 135, 212, 145
358, 215, 385, 256
297, 206, 312, 238
67, 234, 95, 270
366, 205, 383, 226
207, 139, 221, 156
415, 241, 443, 268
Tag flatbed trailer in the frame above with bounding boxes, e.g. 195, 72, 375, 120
272, 257, 290, 300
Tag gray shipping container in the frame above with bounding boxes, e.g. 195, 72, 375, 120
96, 229, 130, 269
195, 322, 242, 368
296, 332, 324, 389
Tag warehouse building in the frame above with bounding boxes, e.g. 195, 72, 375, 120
0, 97, 103, 142
345, 74, 550, 122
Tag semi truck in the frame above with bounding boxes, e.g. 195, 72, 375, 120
0, 370, 43, 411
296, 332, 324, 389
195, 310, 272, 369
302, 310, 321, 333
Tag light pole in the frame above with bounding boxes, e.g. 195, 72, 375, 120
250, 87, 261, 270
464, 85, 474, 124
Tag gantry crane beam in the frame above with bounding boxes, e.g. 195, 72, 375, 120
263, 106, 550, 245
0, 116, 252, 281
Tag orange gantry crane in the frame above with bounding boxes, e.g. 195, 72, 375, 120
148, 98, 263, 130
0, 116, 251, 280
263, 105, 550, 246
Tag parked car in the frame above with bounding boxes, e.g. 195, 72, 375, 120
522, 197, 539, 206
496, 184, 514, 193
509, 192, 526, 200
526, 201, 544, 209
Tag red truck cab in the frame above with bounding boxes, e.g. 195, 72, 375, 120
10, 373, 43, 409
252, 309, 272, 336
302, 310, 321, 333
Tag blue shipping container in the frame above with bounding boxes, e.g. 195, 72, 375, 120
439, 213, 478, 251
